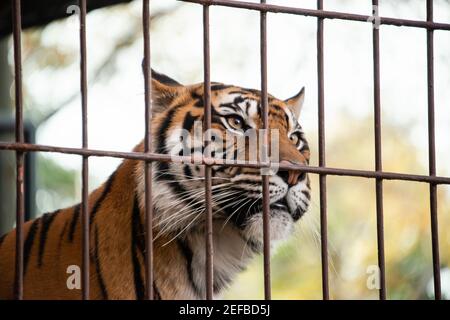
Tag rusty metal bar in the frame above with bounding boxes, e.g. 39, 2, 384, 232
372, 0, 386, 300
426, 0, 441, 301
142, 0, 154, 301
2, 0, 449, 302
317, 0, 329, 301
2, 142, 450, 185
202, 3, 214, 300
12, 0, 24, 300
179, 0, 450, 31
260, 0, 271, 300
79, 0, 90, 300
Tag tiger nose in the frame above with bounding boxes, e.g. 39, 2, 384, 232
278, 160, 305, 186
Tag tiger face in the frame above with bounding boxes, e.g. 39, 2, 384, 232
146, 71, 310, 251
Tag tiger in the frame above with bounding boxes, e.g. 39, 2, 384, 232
0, 70, 311, 300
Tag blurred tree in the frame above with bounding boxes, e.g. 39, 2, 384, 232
225, 115, 450, 300
0, 2, 180, 227
0, 38, 14, 236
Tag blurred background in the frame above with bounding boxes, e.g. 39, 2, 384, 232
0, 0, 449, 299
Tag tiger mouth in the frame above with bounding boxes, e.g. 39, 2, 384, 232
220, 194, 304, 228
265, 197, 305, 221
254, 197, 289, 213
269, 198, 289, 212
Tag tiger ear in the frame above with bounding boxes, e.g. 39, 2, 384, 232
285, 87, 305, 119
142, 63, 184, 113
151, 76, 183, 113
151, 68, 181, 86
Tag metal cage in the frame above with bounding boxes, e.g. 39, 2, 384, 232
1, 0, 450, 300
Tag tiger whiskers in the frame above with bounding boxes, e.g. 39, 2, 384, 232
152, 185, 242, 239
159, 191, 249, 247
220, 197, 255, 231
154, 189, 239, 234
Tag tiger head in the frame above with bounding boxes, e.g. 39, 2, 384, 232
142, 70, 310, 251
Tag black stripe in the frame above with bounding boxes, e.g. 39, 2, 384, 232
233, 148, 239, 161
94, 225, 109, 299
37, 210, 58, 267
58, 220, 69, 253
184, 165, 193, 179
284, 111, 290, 127
155, 105, 189, 196
60, 220, 68, 241
131, 196, 145, 300
219, 102, 240, 113
211, 115, 223, 124
213, 165, 227, 173
90, 170, 117, 226
156, 106, 178, 156
211, 83, 231, 91
180, 113, 198, 158
24, 219, 40, 275
0, 233, 7, 248
210, 102, 223, 117
244, 100, 251, 114
153, 283, 162, 300
194, 99, 203, 108
230, 178, 263, 185
189, 146, 205, 155
182, 111, 198, 133
191, 91, 204, 108
177, 238, 200, 296
299, 172, 307, 182
301, 190, 311, 200
228, 88, 259, 96
300, 140, 310, 153
68, 204, 81, 243
150, 68, 181, 86
233, 96, 245, 105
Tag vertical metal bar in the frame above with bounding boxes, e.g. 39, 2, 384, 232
142, 0, 154, 301
260, 0, 271, 300
12, 0, 24, 300
317, 0, 329, 301
79, 0, 90, 300
202, 4, 214, 300
426, 0, 441, 300
372, 0, 386, 300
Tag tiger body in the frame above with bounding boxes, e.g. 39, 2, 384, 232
0, 71, 311, 299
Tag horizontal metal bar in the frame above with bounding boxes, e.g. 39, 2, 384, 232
1, 142, 449, 184
178, 0, 450, 31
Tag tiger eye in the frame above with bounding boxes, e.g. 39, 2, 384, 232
227, 116, 244, 130
290, 133, 300, 146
